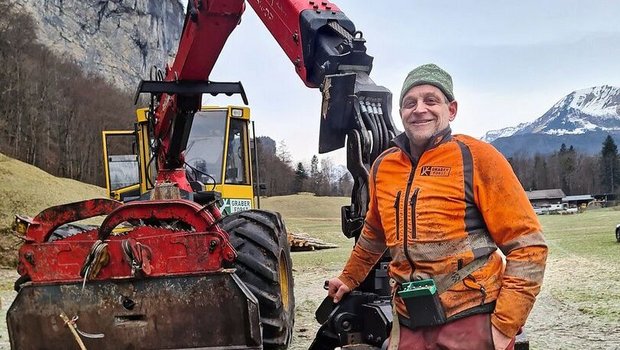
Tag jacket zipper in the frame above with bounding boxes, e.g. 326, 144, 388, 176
394, 191, 402, 241
410, 188, 420, 239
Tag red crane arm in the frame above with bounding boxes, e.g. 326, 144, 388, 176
246, 0, 342, 87
170, 1, 246, 81
144, 0, 396, 239
151, 0, 246, 190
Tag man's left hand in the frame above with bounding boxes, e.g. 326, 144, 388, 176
491, 325, 512, 350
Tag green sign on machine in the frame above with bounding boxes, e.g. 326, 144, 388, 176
220, 198, 252, 215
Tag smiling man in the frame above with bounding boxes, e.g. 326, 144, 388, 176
327, 64, 548, 350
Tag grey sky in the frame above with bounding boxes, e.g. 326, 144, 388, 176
179, 0, 620, 165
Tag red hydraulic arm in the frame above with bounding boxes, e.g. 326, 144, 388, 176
146, 0, 246, 191
137, 0, 397, 239
246, 0, 343, 87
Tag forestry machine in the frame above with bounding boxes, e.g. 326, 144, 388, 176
8, 1, 397, 349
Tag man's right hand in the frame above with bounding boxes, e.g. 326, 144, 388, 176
326, 277, 351, 303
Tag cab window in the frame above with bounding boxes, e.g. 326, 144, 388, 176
184, 110, 227, 184
225, 118, 249, 184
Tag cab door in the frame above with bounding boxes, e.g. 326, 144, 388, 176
102, 131, 141, 201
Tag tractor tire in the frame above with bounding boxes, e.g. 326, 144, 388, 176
220, 209, 295, 350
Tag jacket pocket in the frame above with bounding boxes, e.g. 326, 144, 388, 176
409, 188, 420, 239
394, 191, 402, 241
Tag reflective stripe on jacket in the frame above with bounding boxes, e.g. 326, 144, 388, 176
338, 129, 547, 338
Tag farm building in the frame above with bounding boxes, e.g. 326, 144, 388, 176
526, 189, 565, 207
562, 195, 595, 207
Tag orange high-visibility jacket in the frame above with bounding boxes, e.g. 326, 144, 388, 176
338, 129, 547, 338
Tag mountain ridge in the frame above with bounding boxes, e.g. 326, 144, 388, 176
482, 85, 620, 156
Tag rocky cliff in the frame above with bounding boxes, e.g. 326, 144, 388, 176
14, 0, 184, 92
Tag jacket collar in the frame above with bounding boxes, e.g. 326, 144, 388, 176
391, 127, 453, 161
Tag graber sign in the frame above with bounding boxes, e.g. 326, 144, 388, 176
220, 198, 252, 215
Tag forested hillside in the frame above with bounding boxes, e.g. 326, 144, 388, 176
508, 137, 620, 195
0, 0, 135, 185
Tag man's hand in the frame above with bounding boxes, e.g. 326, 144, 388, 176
491, 325, 512, 350
326, 277, 351, 303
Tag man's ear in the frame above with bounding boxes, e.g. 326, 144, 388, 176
448, 101, 458, 121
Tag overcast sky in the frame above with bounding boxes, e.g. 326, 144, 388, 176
179, 0, 620, 166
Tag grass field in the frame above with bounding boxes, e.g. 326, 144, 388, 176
0, 153, 106, 267
541, 208, 619, 263
262, 194, 353, 272
264, 195, 620, 314
535, 209, 620, 323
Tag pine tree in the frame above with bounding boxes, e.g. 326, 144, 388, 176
532, 154, 548, 190
293, 162, 308, 193
309, 155, 320, 194
599, 135, 620, 193
558, 143, 576, 195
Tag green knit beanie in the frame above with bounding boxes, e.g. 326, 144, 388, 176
399, 63, 454, 106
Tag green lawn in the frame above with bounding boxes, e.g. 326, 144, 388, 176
539, 208, 620, 262
537, 208, 620, 322
262, 195, 353, 271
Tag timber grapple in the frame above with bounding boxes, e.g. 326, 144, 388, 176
8, 198, 264, 349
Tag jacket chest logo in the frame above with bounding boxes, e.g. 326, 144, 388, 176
420, 166, 451, 177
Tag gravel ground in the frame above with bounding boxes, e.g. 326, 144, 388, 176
0, 269, 17, 349
525, 252, 620, 350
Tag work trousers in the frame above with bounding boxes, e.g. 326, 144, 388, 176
390, 313, 516, 350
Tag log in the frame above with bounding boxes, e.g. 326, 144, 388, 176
287, 231, 338, 252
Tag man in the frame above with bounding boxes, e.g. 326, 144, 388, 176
327, 64, 547, 350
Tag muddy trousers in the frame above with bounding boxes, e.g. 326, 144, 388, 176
389, 313, 515, 350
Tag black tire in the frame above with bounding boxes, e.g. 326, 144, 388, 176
220, 209, 295, 350
616, 227, 620, 243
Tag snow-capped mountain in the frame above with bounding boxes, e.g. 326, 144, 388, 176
480, 123, 530, 142
482, 86, 620, 156
483, 85, 620, 142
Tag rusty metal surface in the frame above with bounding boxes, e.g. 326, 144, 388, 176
22, 199, 122, 243
17, 199, 237, 284
21, 227, 232, 283
8, 272, 262, 349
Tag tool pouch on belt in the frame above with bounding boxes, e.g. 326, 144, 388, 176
398, 279, 446, 327
396, 254, 489, 328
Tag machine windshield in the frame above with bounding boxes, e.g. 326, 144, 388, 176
184, 110, 227, 184
108, 154, 139, 190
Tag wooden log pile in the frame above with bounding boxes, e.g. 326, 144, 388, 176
287, 232, 338, 252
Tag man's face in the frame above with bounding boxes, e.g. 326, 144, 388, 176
399, 85, 457, 148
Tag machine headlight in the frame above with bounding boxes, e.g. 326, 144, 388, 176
231, 108, 243, 117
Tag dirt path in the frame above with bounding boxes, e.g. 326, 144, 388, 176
0, 269, 17, 349
524, 251, 620, 350
527, 287, 620, 349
